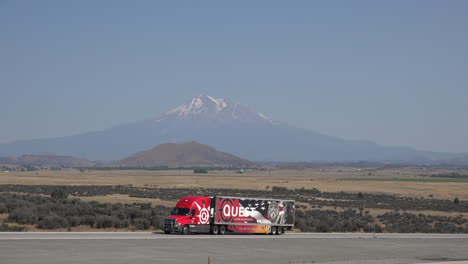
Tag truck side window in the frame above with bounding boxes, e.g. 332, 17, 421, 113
190, 209, 196, 216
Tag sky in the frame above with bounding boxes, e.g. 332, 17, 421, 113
1, 0, 467, 153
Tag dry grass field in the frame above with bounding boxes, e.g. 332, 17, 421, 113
1, 167, 467, 200
2, 168, 467, 232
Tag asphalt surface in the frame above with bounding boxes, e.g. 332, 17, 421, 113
1, 232, 467, 264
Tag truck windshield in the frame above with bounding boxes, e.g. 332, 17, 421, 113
171, 208, 190, 216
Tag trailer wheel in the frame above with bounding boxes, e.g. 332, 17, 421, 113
219, 225, 226, 235
273, 226, 279, 235
211, 225, 219, 235
164, 231, 171, 234
278, 227, 284, 235
181, 225, 190, 235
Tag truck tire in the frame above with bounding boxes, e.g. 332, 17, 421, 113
277, 227, 284, 235
269, 226, 276, 235
219, 225, 226, 235
181, 225, 190, 235
211, 225, 219, 235
164, 230, 171, 234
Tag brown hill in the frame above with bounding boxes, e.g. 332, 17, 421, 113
0, 153, 96, 168
115, 141, 255, 168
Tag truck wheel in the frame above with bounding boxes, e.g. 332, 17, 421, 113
278, 227, 284, 235
164, 230, 171, 234
181, 225, 190, 235
211, 225, 219, 235
275, 227, 282, 235
269, 226, 276, 235
219, 225, 226, 235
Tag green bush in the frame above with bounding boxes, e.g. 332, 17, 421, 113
37, 214, 69, 229
95, 215, 116, 229
8, 207, 37, 225
51, 189, 68, 200
0, 222, 27, 232
0, 202, 7, 213
79, 215, 96, 227
271, 186, 288, 192
133, 217, 151, 230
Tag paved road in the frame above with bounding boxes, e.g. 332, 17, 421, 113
1, 232, 467, 264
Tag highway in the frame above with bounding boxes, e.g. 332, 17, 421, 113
1, 232, 467, 264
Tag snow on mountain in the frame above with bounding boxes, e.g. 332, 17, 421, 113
157, 95, 274, 124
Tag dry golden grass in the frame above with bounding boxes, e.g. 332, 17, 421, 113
1, 168, 467, 200
0, 213, 8, 220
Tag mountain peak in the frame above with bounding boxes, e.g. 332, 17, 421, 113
166, 95, 228, 116
156, 95, 274, 124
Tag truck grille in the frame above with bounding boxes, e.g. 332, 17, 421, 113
164, 218, 175, 230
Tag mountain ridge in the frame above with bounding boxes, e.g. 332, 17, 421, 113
0, 95, 465, 163
0, 153, 96, 168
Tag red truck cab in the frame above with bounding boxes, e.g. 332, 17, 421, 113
163, 196, 212, 234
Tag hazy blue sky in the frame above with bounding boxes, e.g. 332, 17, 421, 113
1, 1, 467, 153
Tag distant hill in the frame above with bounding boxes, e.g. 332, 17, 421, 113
0, 154, 96, 168
114, 141, 255, 168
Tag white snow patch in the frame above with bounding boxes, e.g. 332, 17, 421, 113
258, 112, 273, 122
207, 95, 228, 112
166, 96, 206, 117
206, 95, 218, 104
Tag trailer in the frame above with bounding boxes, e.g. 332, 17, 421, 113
163, 196, 295, 235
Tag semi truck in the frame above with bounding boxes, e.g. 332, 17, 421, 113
163, 196, 295, 235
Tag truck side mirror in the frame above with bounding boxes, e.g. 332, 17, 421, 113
190, 210, 196, 217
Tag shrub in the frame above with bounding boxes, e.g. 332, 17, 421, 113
113, 219, 129, 229
67, 216, 80, 227
0, 223, 27, 232
0, 202, 7, 213
135, 203, 152, 210
8, 207, 37, 225
95, 215, 116, 229
193, 169, 208, 174
80, 215, 96, 227
127, 207, 144, 219
51, 189, 68, 200
37, 214, 69, 229
272, 186, 288, 192
133, 217, 151, 230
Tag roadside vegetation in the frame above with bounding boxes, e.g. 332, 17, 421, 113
1, 184, 466, 212
1, 185, 467, 233
430, 172, 468, 179
0, 192, 169, 231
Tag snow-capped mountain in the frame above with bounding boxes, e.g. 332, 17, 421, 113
156, 95, 273, 124
0, 95, 463, 162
